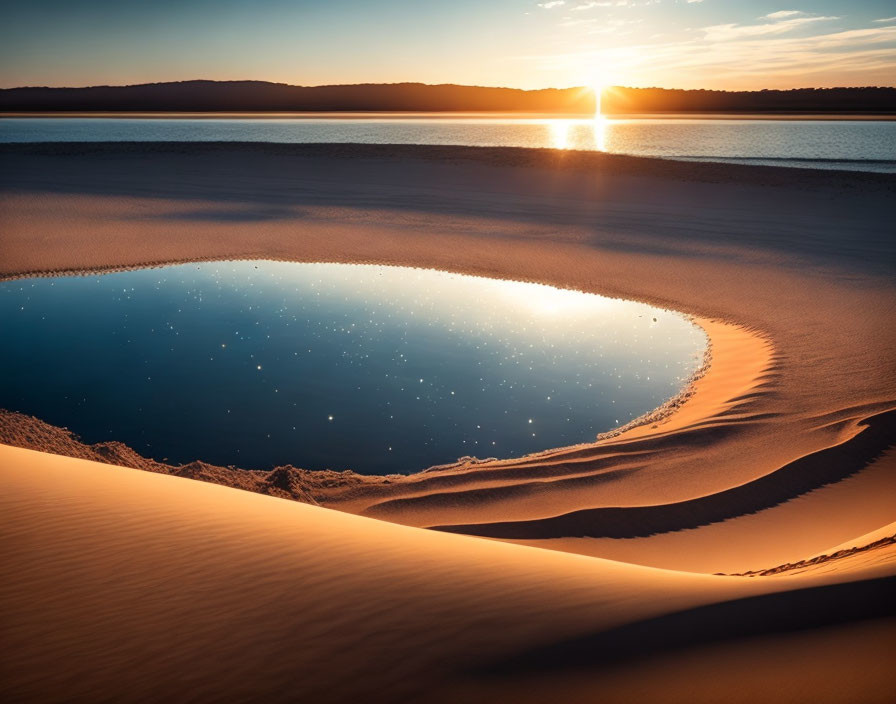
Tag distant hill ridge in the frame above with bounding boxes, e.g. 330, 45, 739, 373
2, 80, 895, 113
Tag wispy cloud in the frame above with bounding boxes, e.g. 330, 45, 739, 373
764, 10, 802, 20
569, 0, 636, 7
537, 1, 565, 8
572, 1, 613, 10
873, 17, 896, 23
558, 15, 642, 33
702, 14, 839, 42
511, 24, 896, 89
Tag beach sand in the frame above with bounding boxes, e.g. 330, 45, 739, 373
1, 143, 894, 701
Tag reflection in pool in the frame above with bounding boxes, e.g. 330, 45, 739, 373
0, 262, 706, 474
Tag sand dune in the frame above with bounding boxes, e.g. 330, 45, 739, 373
2, 445, 894, 703
1, 143, 894, 700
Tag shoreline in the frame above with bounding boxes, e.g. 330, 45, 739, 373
3, 110, 896, 120
0, 256, 719, 474
0, 291, 724, 473
1, 142, 893, 572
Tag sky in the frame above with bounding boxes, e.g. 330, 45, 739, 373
1, 0, 894, 90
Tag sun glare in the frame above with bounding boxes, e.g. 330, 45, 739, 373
592, 81, 604, 119
589, 81, 609, 151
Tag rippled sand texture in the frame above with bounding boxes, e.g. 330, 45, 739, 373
1, 143, 895, 702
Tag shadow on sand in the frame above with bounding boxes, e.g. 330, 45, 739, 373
473, 575, 895, 677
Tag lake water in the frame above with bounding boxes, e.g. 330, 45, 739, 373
2, 116, 894, 172
0, 261, 705, 474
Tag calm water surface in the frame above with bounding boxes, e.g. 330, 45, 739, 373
0, 262, 706, 474
2, 116, 894, 171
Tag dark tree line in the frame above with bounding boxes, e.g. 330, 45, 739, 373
2, 80, 894, 113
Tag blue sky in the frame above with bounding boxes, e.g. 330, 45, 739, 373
1, 1, 894, 89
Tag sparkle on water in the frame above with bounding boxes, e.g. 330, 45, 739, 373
0, 261, 707, 474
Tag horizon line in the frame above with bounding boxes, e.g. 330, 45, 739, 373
3, 79, 896, 93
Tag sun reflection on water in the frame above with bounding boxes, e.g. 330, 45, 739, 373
546, 117, 609, 152
549, 120, 572, 150
594, 116, 607, 152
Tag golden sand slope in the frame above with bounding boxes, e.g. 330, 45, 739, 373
1, 143, 895, 701
1, 445, 894, 703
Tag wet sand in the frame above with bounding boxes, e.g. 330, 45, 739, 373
1, 142, 894, 701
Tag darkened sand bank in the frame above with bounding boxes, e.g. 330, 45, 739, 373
1, 143, 894, 702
